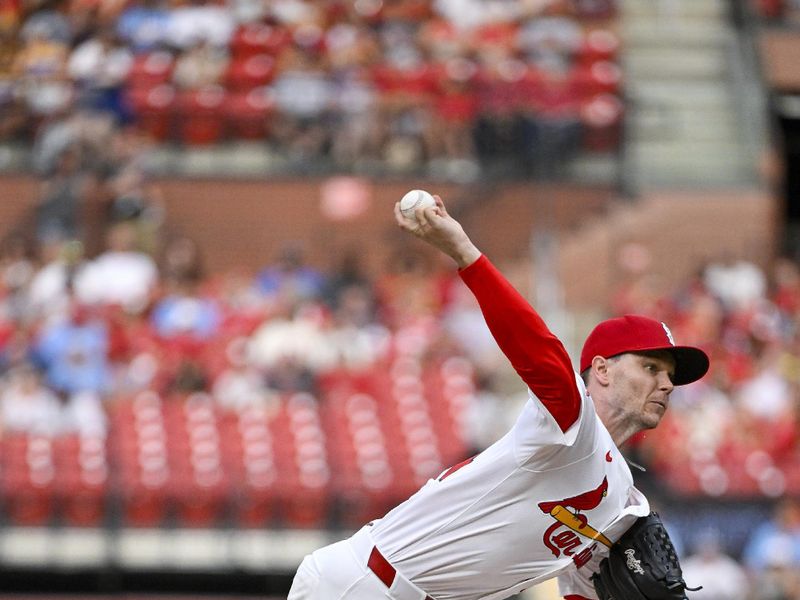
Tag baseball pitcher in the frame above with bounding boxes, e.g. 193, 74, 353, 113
288, 195, 708, 600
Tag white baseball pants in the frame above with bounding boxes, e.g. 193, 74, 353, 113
288, 525, 432, 600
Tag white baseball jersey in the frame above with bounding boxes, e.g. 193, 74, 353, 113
370, 376, 649, 600
291, 255, 650, 600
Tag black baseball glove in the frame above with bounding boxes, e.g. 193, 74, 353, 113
591, 512, 700, 600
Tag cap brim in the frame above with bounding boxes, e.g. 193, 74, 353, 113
651, 345, 709, 386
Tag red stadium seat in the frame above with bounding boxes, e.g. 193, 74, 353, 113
172, 470, 231, 527
125, 84, 176, 142
580, 93, 624, 152
576, 29, 620, 66
58, 468, 109, 527
120, 479, 171, 527
2, 468, 57, 526
229, 23, 292, 58
127, 51, 175, 89
55, 434, 109, 526
280, 478, 331, 528
224, 87, 276, 140
576, 61, 622, 96
175, 85, 227, 145
224, 54, 277, 91
1, 436, 57, 526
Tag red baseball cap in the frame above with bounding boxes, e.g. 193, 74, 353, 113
579, 315, 709, 386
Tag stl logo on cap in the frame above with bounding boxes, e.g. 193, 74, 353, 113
661, 322, 675, 346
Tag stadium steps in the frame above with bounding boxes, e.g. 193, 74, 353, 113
619, 0, 761, 187
622, 0, 729, 19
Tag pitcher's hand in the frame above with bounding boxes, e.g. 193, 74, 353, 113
394, 195, 481, 269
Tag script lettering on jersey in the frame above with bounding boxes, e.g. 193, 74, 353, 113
543, 523, 582, 557
537, 476, 611, 559
572, 543, 596, 569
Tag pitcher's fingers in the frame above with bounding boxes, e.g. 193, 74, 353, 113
394, 202, 411, 228
415, 203, 434, 229
433, 195, 447, 216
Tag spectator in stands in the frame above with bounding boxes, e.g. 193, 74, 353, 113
267, 0, 326, 27
323, 248, 371, 307
247, 300, 335, 392
0, 231, 37, 322
472, 50, 536, 177
19, 0, 71, 44
742, 498, 800, 574
680, 529, 750, 600
212, 267, 270, 336
34, 143, 95, 243
0, 0, 21, 37
67, 26, 133, 122
328, 55, 382, 168
325, 282, 390, 371
61, 389, 107, 435
27, 235, 83, 323
151, 237, 221, 343
0, 361, 63, 435
424, 58, 481, 180
165, 0, 234, 51
270, 37, 334, 166
165, 357, 208, 393
516, 0, 583, 72
256, 242, 327, 309
74, 220, 158, 314
211, 337, 275, 411
734, 345, 794, 422
115, 0, 170, 53
12, 17, 72, 117
524, 62, 584, 177
432, 0, 508, 32
0, 327, 35, 375
30, 104, 80, 174
770, 256, 800, 315
370, 40, 436, 173
703, 255, 767, 312
33, 298, 111, 397
171, 39, 228, 90
748, 538, 800, 600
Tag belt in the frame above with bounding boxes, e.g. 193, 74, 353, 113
367, 546, 434, 600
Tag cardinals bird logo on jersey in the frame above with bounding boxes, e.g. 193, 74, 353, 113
538, 477, 611, 567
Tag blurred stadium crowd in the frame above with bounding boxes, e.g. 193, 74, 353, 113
0, 0, 623, 179
1, 209, 800, 598
0, 0, 799, 599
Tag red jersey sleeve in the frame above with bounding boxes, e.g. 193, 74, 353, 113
458, 255, 581, 432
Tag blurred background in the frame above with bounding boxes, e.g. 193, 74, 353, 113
0, 0, 798, 598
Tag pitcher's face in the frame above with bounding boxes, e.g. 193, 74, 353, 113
607, 351, 676, 430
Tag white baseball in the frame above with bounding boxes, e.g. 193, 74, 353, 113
399, 189, 436, 221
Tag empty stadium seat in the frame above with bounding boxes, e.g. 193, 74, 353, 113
1, 435, 57, 526
127, 51, 175, 89
580, 93, 624, 152
224, 87, 275, 140
229, 23, 291, 58
125, 83, 176, 142
224, 54, 277, 91
174, 85, 227, 145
